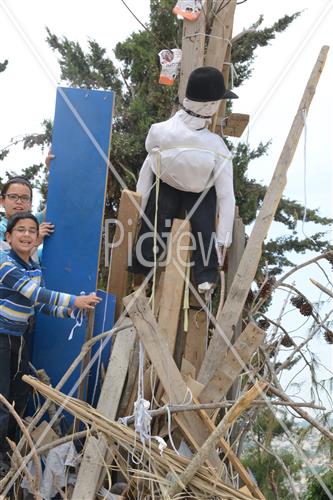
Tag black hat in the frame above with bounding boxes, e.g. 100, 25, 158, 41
185, 66, 238, 102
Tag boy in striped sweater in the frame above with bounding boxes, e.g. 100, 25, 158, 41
0, 212, 101, 475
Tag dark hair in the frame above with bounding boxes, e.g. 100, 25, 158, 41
1, 177, 33, 197
6, 212, 39, 234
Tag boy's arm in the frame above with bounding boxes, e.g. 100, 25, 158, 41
35, 303, 72, 319
0, 260, 76, 309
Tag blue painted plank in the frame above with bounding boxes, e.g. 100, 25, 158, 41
32, 87, 114, 400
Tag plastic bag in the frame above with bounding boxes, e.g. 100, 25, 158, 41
172, 0, 203, 21
158, 49, 182, 85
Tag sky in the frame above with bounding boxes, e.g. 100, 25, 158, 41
0, 0, 332, 410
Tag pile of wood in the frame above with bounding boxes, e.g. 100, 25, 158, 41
0, 4, 329, 495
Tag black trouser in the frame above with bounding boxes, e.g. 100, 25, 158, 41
0, 333, 31, 453
130, 181, 218, 285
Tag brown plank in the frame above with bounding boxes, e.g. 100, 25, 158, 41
73, 319, 136, 500
107, 189, 141, 320
123, 291, 224, 471
158, 219, 190, 354
178, 12, 206, 102
199, 323, 265, 404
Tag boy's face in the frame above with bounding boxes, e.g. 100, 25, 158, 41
1, 183, 32, 218
6, 218, 38, 258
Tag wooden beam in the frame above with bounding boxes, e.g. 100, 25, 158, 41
107, 189, 141, 320
72, 319, 136, 500
198, 323, 265, 403
198, 46, 330, 392
123, 291, 223, 471
205, 0, 237, 69
158, 219, 190, 354
183, 308, 207, 377
178, 12, 206, 102
222, 113, 250, 137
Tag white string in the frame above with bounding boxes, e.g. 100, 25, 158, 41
223, 62, 238, 89
91, 291, 109, 406
166, 405, 180, 455
68, 304, 84, 341
182, 33, 232, 48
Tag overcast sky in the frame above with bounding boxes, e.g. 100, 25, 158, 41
0, 0, 332, 410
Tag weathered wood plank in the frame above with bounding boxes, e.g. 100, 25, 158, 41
158, 219, 190, 354
205, 0, 237, 69
123, 292, 223, 470
198, 46, 330, 392
72, 319, 136, 500
198, 323, 265, 403
107, 189, 141, 320
178, 12, 206, 102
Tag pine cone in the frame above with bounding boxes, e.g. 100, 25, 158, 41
246, 289, 255, 305
299, 301, 313, 316
268, 340, 279, 357
290, 295, 305, 308
323, 329, 333, 344
259, 277, 276, 299
258, 319, 270, 331
281, 334, 293, 347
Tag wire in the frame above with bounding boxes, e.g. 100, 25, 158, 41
120, 0, 174, 54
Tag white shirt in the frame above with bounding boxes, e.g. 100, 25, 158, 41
136, 110, 235, 247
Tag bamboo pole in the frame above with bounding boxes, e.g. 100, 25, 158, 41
198, 46, 330, 391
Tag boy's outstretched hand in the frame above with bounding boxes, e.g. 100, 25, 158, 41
74, 293, 102, 310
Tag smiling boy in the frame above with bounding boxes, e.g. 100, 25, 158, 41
0, 212, 101, 475
0, 176, 54, 254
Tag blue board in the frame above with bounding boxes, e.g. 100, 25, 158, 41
32, 87, 114, 400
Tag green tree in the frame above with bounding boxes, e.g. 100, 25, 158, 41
242, 409, 302, 499
304, 469, 333, 499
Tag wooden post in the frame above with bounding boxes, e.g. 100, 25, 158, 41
198, 46, 330, 392
123, 291, 224, 470
158, 219, 191, 354
198, 323, 265, 404
178, 13, 206, 102
205, 0, 237, 69
72, 319, 136, 500
107, 189, 141, 320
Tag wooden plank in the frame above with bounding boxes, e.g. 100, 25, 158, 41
205, 0, 237, 69
213, 43, 231, 131
107, 189, 141, 320
123, 292, 223, 471
183, 304, 207, 377
198, 323, 265, 404
198, 46, 330, 392
158, 219, 190, 354
178, 12, 206, 102
223, 113, 250, 137
73, 319, 136, 500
